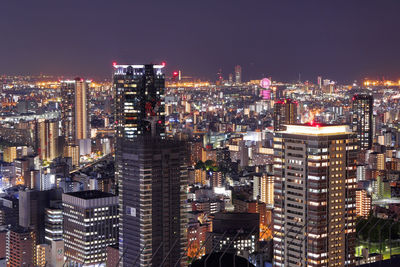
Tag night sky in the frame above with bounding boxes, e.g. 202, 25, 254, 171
1, 0, 400, 83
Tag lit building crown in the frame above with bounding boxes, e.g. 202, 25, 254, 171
281, 123, 352, 136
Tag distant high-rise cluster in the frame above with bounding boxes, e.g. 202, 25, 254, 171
0, 50, 397, 267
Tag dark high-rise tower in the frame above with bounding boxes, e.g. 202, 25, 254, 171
60, 80, 75, 144
273, 99, 298, 131
113, 63, 187, 267
352, 94, 373, 150
118, 138, 188, 267
113, 64, 165, 140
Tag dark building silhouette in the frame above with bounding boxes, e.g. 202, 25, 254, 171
118, 138, 188, 267
19, 189, 62, 244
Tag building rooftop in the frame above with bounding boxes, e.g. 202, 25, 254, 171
10, 225, 33, 234
281, 123, 352, 136
65, 190, 116, 200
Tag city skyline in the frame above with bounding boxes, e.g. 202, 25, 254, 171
2, 1, 400, 266
1, 1, 400, 82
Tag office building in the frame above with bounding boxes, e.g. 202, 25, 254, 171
118, 138, 188, 267
352, 94, 373, 150
235, 65, 242, 84
273, 124, 358, 267
6, 226, 36, 266
0, 196, 19, 227
2, 147, 17, 163
14, 156, 36, 187
60, 78, 90, 145
206, 212, 259, 257
19, 189, 63, 244
63, 144, 79, 168
62, 190, 118, 266
44, 208, 63, 243
273, 99, 298, 131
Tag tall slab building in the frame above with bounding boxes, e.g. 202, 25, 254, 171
38, 119, 60, 162
352, 94, 373, 150
273, 99, 298, 131
118, 138, 188, 267
273, 124, 358, 267
60, 78, 90, 145
113, 63, 187, 267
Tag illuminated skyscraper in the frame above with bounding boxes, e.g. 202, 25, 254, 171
235, 65, 242, 84
74, 78, 90, 141
60, 78, 90, 145
352, 94, 373, 150
273, 124, 358, 267
113, 63, 165, 140
113, 63, 166, 198
113, 63, 187, 266
38, 119, 60, 162
273, 99, 298, 131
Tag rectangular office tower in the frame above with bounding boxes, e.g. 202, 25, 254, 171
273, 124, 358, 267
273, 99, 298, 131
60, 78, 90, 145
62, 191, 118, 265
113, 63, 166, 140
352, 94, 373, 150
38, 118, 61, 162
118, 137, 188, 267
